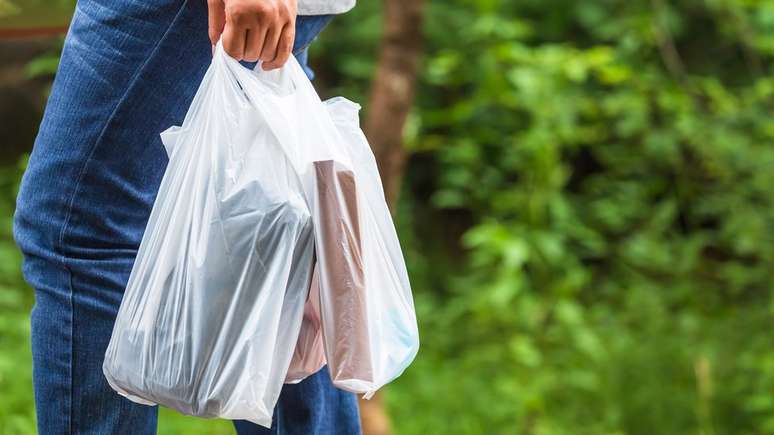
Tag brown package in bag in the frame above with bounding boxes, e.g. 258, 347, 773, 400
313, 159, 374, 388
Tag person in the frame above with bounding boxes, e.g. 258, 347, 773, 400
13, 0, 361, 434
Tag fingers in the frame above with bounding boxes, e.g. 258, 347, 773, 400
262, 23, 294, 70
217, 0, 297, 64
207, 0, 226, 46
222, 22, 246, 60
243, 27, 267, 62
259, 26, 280, 63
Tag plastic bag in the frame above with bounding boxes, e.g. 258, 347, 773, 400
315, 97, 419, 397
204, 44, 419, 397
104, 41, 419, 426
103, 45, 317, 427
281, 94, 420, 396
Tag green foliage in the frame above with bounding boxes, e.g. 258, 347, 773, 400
0, 0, 21, 18
0, 160, 34, 434
25, 54, 60, 80
316, 1, 774, 434
3, 0, 774, 434
0, 0, 74, 27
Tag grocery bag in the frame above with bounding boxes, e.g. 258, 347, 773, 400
103, 44, 317, 427
104, 39, 420, 427
205, 44, 419, 398
313, 97, 420, 397
281, 95, 420, 396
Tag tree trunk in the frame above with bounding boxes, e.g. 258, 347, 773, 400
359, 0, 424, 434
363, 0, 424, 209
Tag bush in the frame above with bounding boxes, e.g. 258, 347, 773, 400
318, 1, 774, 434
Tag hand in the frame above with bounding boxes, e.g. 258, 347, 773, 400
207, 0, 297, 70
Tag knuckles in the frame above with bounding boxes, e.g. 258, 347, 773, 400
225, 0, 291, 25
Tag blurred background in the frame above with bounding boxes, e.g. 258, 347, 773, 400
2, 0, 774, 434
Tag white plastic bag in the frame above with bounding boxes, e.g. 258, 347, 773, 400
103, 45, 316, 427
314, 97, 420, 397
104, 42, 419, 426
208, 44, 419, 397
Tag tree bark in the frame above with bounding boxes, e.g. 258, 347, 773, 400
363, 0, 424, 209
358, 0, 424, 434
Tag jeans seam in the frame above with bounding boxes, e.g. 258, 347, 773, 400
55, 0, 191, 258
66, 268, 75, 434
293, 41, 312, 56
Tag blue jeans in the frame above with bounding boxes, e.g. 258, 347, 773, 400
13, 0, 361, 434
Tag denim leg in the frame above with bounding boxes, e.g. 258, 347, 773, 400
14, 0, 354, 433
15, 0, 213, 433
233, 367, 361, 435
20, 239, 160, 434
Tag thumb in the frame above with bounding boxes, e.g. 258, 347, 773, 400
207, 0, 226, 46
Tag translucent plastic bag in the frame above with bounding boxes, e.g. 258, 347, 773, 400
104, 42, 419, 426
203, 44, 419, 397
283, 95, 420, 397
103, 45, 317, 427
316, 97, 419, 397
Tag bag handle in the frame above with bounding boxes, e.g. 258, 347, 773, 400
214, 40, 303, 97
